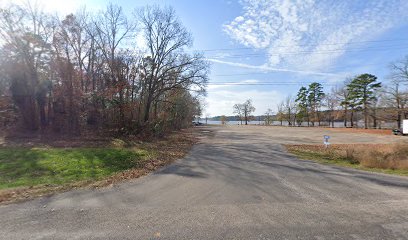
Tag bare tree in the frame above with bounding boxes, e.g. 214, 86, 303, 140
264, 108, 273, 125
325, 92, 337, 128
92, 4, 137, 128
0, 2, 207, 136
205, 113, 210, 124
137, 6, 209, 125
220, 115, 228, 125
284, 95, 295, 126
276, 101, 285, 126
388, 58, 408, 127
242, 99, 255, 125
234, 99, 255, 125
390, 56, 408, 84
333, 79, 351, 127
233, 103, 243, 125
383, 78, 408, 128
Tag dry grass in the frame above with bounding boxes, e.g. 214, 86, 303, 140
357, 143, 408, 170
286, 143, 408, 175
327, 128, 392, 136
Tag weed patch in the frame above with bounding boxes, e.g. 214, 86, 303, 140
286, 143, 408, 176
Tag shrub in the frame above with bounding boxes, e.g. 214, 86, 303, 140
287, 143, 408, 171
354, 143, 408, 170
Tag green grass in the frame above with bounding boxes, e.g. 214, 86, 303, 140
0, 147, 148, 189
288, 148, 408, 176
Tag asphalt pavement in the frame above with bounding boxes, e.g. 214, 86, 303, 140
1, 125, 408, 240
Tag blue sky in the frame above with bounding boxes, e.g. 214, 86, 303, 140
4, 0, 408, 116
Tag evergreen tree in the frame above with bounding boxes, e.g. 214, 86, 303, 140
307, 82, 325, 126
295, 86, 309, 126
347, 74, 382, 129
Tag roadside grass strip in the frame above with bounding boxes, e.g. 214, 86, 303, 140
286, 144, 408, 176
0, 147, 148, 189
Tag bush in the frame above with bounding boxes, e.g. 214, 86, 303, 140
357, 144, 408, 170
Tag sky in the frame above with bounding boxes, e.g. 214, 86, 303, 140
2, 0, 408, 117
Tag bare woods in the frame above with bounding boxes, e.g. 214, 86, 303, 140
0, 3, 209, 136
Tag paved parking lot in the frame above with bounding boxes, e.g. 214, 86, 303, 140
1, 125, 407, 239
214, 125, 407, 145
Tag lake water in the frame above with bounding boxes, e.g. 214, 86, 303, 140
202, 120, 397, 128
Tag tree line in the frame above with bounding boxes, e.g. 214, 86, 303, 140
274, 63, 408, 129
0, 3, 208, 136
226, 59, 408, 129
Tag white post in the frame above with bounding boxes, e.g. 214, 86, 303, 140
324, 135, 330, 148
403, 119, 408, 135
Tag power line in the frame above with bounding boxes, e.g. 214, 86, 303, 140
214, 72, 278, 77
211, 62, 388, 77
205, 45, 408, 59
207, 82, 336, 86
195, 38, 408, 52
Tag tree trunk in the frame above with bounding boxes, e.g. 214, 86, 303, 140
119, 88, 125, 129
397, 109, 402, 129
364, 104, 368, 129
39, 103, 47, 129
17, 95, 39, 131
344, 107, 348, 127
372, 108, 377, 129
311, 109, 315, 126
350, 109, 354, 128
306, 110, 310, 127
144, 97, 152, 123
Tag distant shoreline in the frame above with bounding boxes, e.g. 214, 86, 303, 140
201, 120, 396, 129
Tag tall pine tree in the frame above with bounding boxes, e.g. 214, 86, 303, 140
347, 74, 381, 129
295, 86, 309, 126
307, 82, 325, 126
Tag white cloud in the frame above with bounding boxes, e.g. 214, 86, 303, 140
234, 16, 245, 22
224, 0, 408, 71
